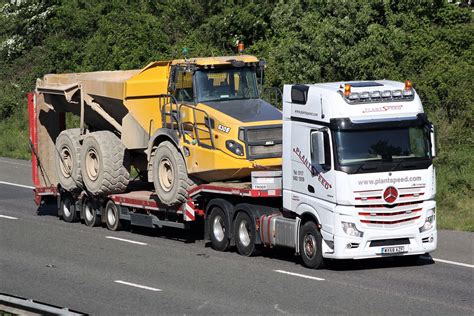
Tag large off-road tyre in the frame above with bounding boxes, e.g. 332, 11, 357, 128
209, 206, 230, 252
151, 141, 188, 206
55, 128, 82, 191
299, 221, 324, 269
80, 131, 130, 196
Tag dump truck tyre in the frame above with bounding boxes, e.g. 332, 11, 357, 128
55, 128, 82, 191
80, 131, 130, 195
152, 141, 188, 206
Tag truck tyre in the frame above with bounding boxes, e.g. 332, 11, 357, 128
234, 212, 257, 256
80, 131, 130, 196
105, 200, 122, 231
151, 141, 188, 206
209, 206, 230, 251
60, 193, 78, 223
55, 129, 82, 191
83, 198, 101, 227
299, 221, 324, 269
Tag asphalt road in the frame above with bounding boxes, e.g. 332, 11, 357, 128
0, 157, 473, 315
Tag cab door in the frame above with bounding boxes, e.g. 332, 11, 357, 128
307, 128, 336, 203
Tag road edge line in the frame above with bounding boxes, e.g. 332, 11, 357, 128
0, 181, 34, 189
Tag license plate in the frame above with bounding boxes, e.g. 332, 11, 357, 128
381, 246, 406, 254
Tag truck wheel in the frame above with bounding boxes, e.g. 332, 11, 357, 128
60, 193, 78, 223
55, 129, 82, 191
81, 131, 130, 196
234, 212, 257, 256
83, 198, 101, 227
209, 207, 230, 251
105, 200, 122, 231
299, 221, 324, 269
152, 141, 188, 206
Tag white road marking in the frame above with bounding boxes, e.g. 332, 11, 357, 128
114, 280, 162, 292
274, 304, 289, 314
432, 257, 474, 269
274, 269, 325, 281
0, 181, 34, 189
0, 214, 18, 220
0, 159, 30, 167
106, 236, 147, 246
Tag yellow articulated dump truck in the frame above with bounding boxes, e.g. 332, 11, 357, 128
35, 55, 282, 205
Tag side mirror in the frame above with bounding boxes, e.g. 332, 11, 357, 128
430, 125, 436, 158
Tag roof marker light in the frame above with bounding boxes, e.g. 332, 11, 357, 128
370, 91, 381, 99
344, 84, 351, 97
360, 91, 370, 99
392, 90, 402, 98
404, 79, 412, 90
381, 90, 391, 98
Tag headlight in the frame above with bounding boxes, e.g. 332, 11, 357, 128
419, 208, 436, 233
226, 140, 244, 156
342, 222, 363, 237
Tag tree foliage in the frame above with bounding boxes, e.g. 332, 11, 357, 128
0, 0, 472, 230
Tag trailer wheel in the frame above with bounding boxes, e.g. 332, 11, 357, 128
299, 221, 324, 269
55, 129, 82, 191
234, 212, 257, 256
209, 207, 230, 251
83, 198, 101, 227
60, 193, 78, 223
105, 200, 122, 231
81, 131, 130, 196
151, 141, 188, 206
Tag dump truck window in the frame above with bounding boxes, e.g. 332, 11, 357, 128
174, 69, 193, 102
195, 68, 258, 102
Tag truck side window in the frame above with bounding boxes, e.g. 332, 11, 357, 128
310, 130, 331, 171
173, 68, 193, 102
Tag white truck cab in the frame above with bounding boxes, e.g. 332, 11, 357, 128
282, 80, 437, 260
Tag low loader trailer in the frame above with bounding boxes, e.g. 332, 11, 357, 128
30, 79, 437, 268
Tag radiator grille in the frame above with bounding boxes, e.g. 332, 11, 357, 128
247, 127, 282, 142
249, 143, 282, 157
244, 125, 282, 159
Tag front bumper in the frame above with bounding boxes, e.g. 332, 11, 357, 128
322, 208, 437, 260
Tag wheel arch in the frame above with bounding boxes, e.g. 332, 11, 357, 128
297, 203, 322, 228
146, 128, 185, 181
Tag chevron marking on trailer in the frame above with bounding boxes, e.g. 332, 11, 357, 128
184, 200, 195, 221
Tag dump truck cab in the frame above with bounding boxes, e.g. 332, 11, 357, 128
164, 55, 282, 181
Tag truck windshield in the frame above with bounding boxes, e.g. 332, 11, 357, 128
195, 68, 259, 102
335, 126, 430, 166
